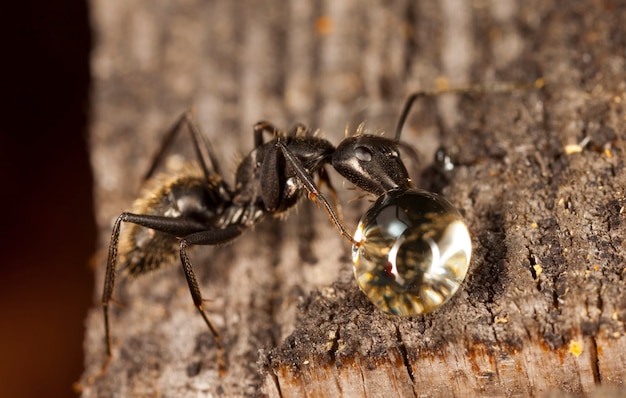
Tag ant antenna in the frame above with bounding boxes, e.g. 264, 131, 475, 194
394, 79, 545, 142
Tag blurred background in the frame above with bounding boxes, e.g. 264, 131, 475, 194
1, 1, 95, 397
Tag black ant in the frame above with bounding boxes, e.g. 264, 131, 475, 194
101, 87, 487, 371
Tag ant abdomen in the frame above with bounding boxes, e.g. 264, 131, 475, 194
119, 167, 225, 276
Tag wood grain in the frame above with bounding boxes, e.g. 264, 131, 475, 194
79, 0, 625, 396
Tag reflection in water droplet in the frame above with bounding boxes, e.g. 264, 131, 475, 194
352, 189, 471, 316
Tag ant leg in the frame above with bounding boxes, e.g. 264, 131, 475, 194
255, 121, 312, 211
253, 121, 283, 147
178, 226, 242, 333
102, 214, 125, 359
254, 121, 297, 211
316, 167, 344, 223
179, 226, 242, 371
260, 142, 282, 212
275, 141, 358, 245
143, 111, 223, 186
102, 213, 218, 361
252, 121, 308, 148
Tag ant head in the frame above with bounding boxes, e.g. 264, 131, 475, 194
332, 135, 411, 196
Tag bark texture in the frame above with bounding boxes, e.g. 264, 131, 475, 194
80, 0, 625, 396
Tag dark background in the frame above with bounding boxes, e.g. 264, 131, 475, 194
1, 1, 95, 397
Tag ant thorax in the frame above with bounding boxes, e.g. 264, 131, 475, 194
232, 134, 335, 215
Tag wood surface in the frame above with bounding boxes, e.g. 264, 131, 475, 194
79, 0, 625, 396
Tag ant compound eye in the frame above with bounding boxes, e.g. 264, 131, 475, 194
352, 189, 471, 316
355, 146, 373, 162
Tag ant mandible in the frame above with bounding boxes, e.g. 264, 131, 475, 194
102, 89, 474, 371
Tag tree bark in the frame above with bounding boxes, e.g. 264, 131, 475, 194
79, 0, 625, 396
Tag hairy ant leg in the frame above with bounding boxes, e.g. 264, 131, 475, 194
178, 225, 242, 372
103, 213, 219, 353
178, 226, 242, 332
102, 212, 238, 372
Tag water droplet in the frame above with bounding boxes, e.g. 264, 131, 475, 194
353, 189, 471, 316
